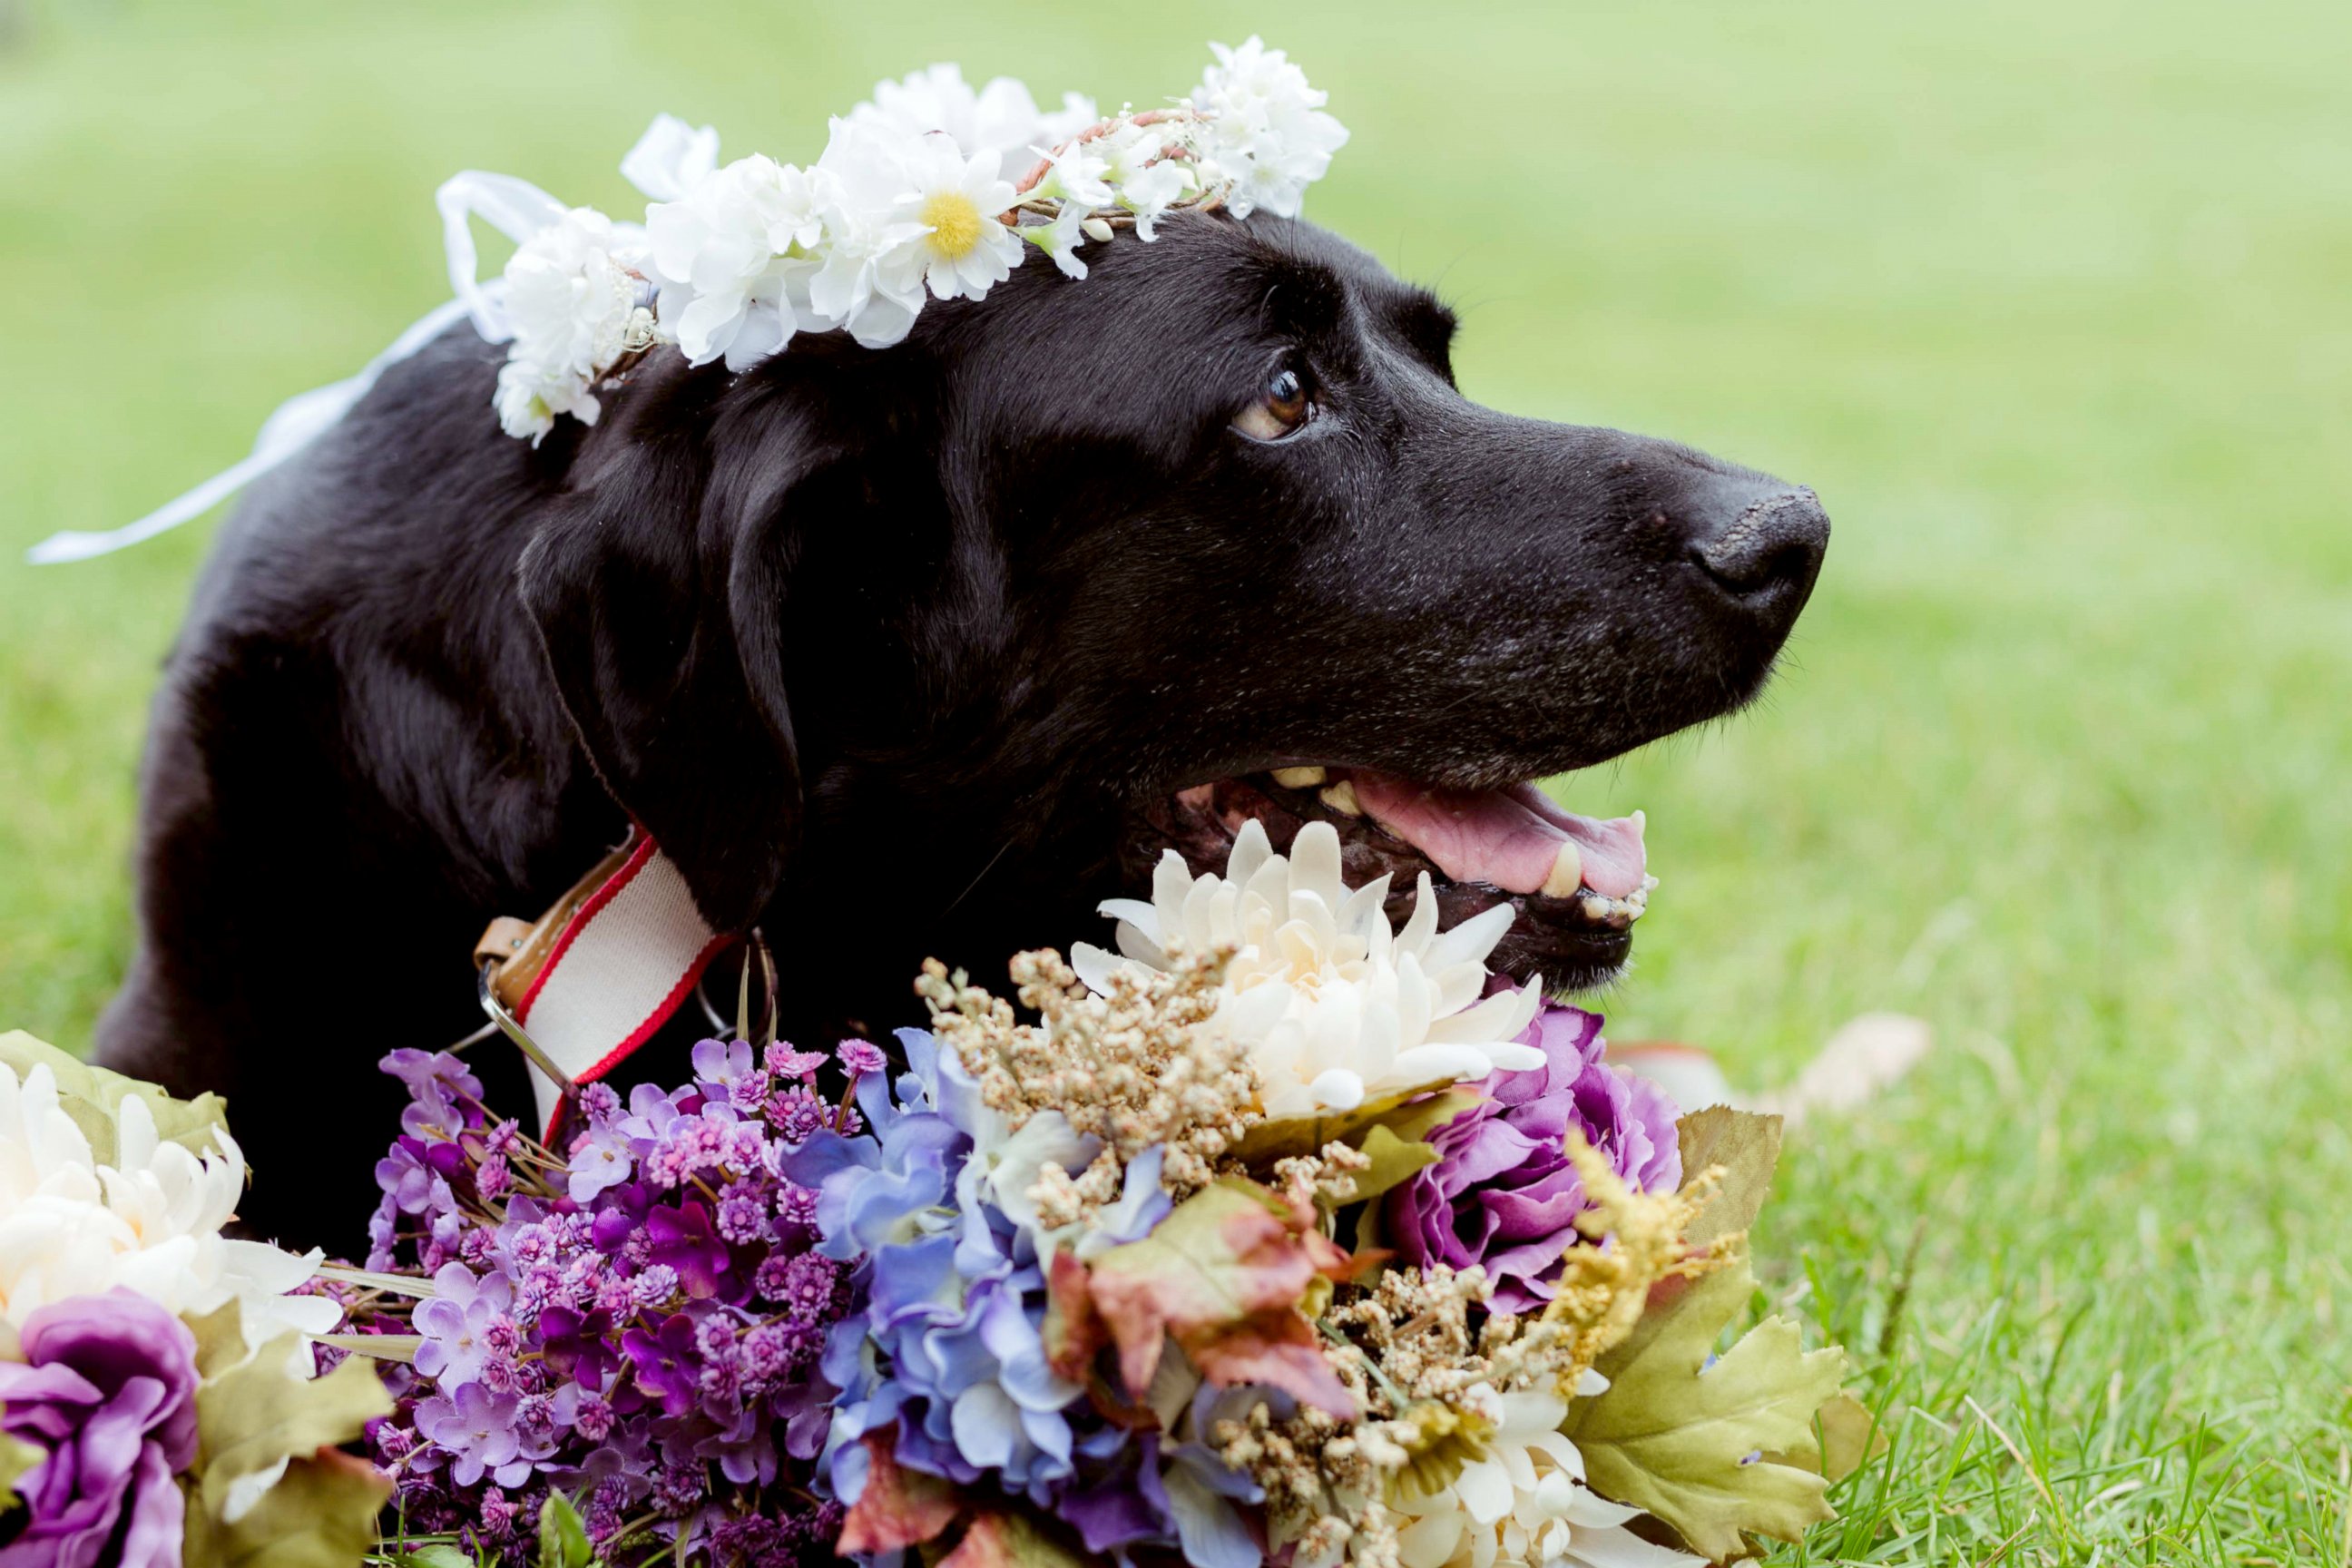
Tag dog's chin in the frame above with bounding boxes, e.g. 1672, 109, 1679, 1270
1119, 767, 1654, 995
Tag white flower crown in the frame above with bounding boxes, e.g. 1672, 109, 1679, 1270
456, 38, 1348, 444
22, 38, 1344, 564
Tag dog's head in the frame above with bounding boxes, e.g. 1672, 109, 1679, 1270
517, 210, 1827, 1010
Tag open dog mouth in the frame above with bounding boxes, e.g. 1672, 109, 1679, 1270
1122, 765, 1656, 993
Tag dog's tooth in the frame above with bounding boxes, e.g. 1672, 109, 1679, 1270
1319, 779, 1364, 817
1270, 766, 1328, 789
1541, 841, 1583, 899
1631, 808, 1647, 837
1642, 873, 1661, 892
1578, 893, 1611, 922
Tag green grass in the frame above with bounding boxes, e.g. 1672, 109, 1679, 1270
5, 0, 2349, 1560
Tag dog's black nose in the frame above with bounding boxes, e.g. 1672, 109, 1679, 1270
1690, 485, 1830, 603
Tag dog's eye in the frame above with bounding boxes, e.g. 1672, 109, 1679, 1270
1233, 364, 1315, 441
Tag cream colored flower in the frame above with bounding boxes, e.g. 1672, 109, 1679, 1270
1392, 1386, 1701, 1568
1073, 818, 1544, 1118
0, 1062, 336, 1357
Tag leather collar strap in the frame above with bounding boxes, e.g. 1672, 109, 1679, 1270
474, 830, 728, 1143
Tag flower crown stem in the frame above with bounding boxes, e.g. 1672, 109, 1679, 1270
1007, 107, 1201, 200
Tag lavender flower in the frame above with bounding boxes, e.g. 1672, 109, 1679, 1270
359, 1043, 853, 1565
415, 1381, 530, 1489
413, 1261, 517, 1384
836, 1039, 888, 1077
0, 1291, 200, 1568
1384, 1000, 1683, 1312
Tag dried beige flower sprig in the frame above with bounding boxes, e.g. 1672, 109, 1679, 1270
916, 943, 1261, 1205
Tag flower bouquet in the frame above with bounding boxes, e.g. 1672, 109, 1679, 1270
0, 1032, 390, 1567
342, 821, 1877, 1567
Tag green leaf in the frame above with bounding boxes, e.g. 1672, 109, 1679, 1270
1331, 1122, 1441, 1206
1230, 1081, 1479, 1169
395, 1548, 478, 1568
183, 1309, 396, 1568
537, 1492, 594, 1568
311, 1333, 421, 1365
0, 1426, 41, 1529
1766, 1391, 1886, 1485
188, 1446, 392, 1568
1673, 1106, 1784, 1248
1562, 1252, 1848, 1563
0, 1028, 231, 1166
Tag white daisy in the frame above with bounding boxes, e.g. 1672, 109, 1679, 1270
895, 133, 1024, 301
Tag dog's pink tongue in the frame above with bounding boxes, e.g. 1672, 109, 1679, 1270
1351, 772, 1648, 897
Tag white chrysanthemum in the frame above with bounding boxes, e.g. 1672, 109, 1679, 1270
895, 132, 1023, 302
644, 153, 827, 371
0, 1062, 338, 1356
1073, 819, 1544, 1118
493, 206, 642, 442
851, 63, 1096, 174
1393, 1385, 1703, 1568
1191, 35, 1350, 220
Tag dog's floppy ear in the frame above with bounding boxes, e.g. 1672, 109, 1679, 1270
516, 391, 829, 933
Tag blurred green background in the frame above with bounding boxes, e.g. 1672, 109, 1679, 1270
3, 0, 2347, 1559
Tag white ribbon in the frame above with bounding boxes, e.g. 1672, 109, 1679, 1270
436, 170, 570, 345
26, 297, 475, 564
28, 114, 715, 566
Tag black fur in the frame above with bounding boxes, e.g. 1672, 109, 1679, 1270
95, 211, 1826, 1247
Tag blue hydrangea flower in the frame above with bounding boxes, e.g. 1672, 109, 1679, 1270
786, 1028, 1089, 1503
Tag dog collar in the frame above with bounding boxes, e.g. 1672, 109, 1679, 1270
473, 831, 727, 1144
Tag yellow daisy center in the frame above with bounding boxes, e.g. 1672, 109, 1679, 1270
921, 191, 985, 260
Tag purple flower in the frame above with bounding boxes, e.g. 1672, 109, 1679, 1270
413, 1261, 518, 1385
763, 1085, 833, 1145
477, 1487, 523, 1541
375, 1138, 441, 1213
416, 1381, 530, 1488
0, 1292, 200, 1568
836, 1039, 887, 1077
622, 1314, 706, 1416
764, 1044, 828, 1082
567, 1118, 638, 1202
381, 1048, 485, 1139
692, 1037, 772, 1115
648, 1201, 734, 1299
1385, 1001, 1683, 1313
715, 1183, 771, 1246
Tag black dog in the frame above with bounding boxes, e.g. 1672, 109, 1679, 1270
95, 211, 1827, 1248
